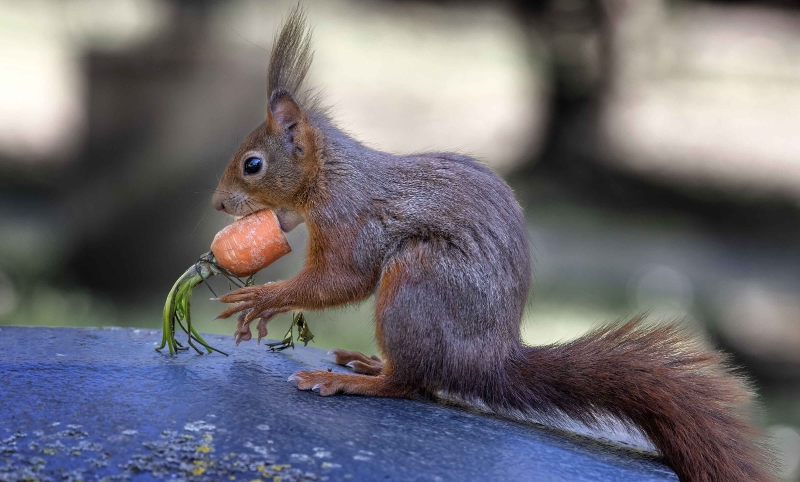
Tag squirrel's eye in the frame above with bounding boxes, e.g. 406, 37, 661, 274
243, 157, 263, 175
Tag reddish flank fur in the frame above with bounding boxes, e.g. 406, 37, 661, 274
212, 6, 775, 481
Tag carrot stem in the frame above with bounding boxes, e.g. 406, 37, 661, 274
158, 254, 228, 356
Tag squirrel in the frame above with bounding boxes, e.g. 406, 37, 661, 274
211, 6, 773, 481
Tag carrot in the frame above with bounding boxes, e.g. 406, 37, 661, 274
157, 210, 293, 356
211, 210, 291, 277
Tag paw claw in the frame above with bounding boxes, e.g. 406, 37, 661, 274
312, 383, 322, 392
346, 361, 356, 368
288, 374, 299, 383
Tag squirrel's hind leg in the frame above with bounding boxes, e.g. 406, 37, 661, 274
331, 349, 384, 376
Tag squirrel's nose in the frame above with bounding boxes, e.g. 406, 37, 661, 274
212, 193, 227, 213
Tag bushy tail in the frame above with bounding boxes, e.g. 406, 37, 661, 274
502, 316, 773, 481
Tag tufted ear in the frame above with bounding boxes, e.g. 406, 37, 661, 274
267, 88, 302, 133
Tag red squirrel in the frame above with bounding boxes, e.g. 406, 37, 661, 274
211, 6, 773, 481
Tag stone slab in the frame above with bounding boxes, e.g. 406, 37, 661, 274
0, 326, 677, 481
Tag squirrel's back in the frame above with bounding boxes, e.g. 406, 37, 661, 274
311, 121, 532, 300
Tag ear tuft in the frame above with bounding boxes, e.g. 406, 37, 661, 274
268, 88, 302, 132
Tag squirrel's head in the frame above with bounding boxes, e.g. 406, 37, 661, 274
213, 4, 316, 231
212, 88, 319, 231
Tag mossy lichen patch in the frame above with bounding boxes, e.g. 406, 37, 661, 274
0, 423, 326, 482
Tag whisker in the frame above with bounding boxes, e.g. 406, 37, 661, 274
190, 209, 209, 236
229, 26, 269, 52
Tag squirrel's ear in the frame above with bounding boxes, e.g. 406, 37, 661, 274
267, 88, 302, 133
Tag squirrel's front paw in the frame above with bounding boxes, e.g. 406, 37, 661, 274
230, 306, 285, 345
216, 285, 276, 323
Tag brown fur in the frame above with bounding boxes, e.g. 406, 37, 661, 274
212, 6, 774, 481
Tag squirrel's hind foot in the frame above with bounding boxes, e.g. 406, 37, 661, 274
329, 349, 384, 376
288, 371, 411, 398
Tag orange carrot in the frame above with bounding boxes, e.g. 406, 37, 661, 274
211, 210, 291, 277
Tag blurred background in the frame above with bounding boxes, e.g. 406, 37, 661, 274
1, 0, 799, 477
